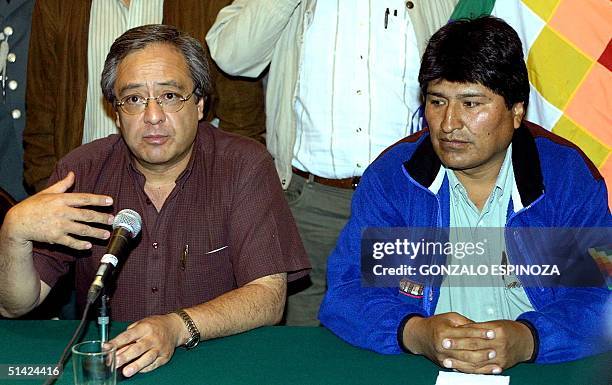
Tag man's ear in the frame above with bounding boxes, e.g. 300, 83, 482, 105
197, 96, 205, 121
115, 111, 122, 129
512, 102, 525, 129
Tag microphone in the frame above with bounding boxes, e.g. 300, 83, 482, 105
87, 209, 142, 304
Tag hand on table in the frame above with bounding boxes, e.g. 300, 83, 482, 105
404, 313, 534, 374
108, 313, 187, 377
4, 172, 114, 249
449, 319, 535, 373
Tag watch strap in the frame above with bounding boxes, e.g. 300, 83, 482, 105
173, 309, 201, 349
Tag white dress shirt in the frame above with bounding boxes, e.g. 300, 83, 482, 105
293, 0, 422, 179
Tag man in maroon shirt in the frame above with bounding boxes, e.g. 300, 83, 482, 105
0, 25, 309, 378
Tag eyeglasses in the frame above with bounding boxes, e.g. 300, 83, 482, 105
115, 90, 196, 115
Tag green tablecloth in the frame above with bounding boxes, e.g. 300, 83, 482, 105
0, 320, 609, 384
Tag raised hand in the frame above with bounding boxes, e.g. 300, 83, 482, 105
4, 172, 114, 250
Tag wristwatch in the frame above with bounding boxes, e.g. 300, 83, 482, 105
173, 309, 201, 349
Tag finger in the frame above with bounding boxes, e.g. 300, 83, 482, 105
440, 312, 474, 326
463, 322, 499, 339
68, 208, 114, 226
441, 358, 494, 374
63, 220, 111, 240
41, 172, 75, 194
444, 357, 502, 374
116, 345, 131, 356
53, 234, 94, 250
441, 358, 475, 372
443, 336, 494, 352
139, 354, 169, 374
472, 364, 503, 375
115, 341, 150, 369
109, 325, 144, 350
122, 349, 159, 378
443, 325, 494, 340
443, 347, 494, 364
62, 193, 114, 208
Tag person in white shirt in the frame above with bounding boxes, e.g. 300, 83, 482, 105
207, 0, 459, 325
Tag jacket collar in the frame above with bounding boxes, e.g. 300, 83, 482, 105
403, 123, 545, 209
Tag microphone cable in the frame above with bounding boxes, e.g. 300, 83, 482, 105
42, 208, 141, 384
41, 297, 94, 385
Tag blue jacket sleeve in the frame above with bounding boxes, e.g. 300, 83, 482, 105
518, 287, 610, 363
318, 167, 427, 354
517, 160, 612, 363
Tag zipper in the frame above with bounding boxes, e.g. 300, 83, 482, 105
505, 197, 546, 309
423, 191, 443, 315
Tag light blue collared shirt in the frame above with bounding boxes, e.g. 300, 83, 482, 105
435, 144, 535, 322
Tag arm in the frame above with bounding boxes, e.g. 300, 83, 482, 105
206, 0, 300, 77
319, 166, 430, 354
23, 0, 61, 191
0, 221, 49, 318
109, 146, 307, 377
182, 272, 286, 338
0, 172, 114, 317
516, 287, 610, 364
110, 273, 286, 377
516, 159, 612, 363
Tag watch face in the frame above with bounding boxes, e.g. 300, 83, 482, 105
174, 310, 200, 349
184, 336, 199, 349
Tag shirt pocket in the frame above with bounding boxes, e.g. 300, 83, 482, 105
176, 240, 235, 308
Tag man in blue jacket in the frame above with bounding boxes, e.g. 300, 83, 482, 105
319, 16, 611, 375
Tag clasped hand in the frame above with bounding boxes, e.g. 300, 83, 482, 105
406, 312, 534, 374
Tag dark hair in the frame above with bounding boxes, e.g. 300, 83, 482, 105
418, 16, 529, 110
101, 24, 213, 103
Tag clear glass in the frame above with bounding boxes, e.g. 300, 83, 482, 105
72, 340, 116, 385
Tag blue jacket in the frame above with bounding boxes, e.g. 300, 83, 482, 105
319, 122, 611, 364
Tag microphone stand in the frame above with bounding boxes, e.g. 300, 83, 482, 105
98, 289, 110, 343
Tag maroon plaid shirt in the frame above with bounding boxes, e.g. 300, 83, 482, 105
33, 123, 310, 321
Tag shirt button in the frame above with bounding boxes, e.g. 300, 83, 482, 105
152, 242, 158, 249
487, 307, 495, 315
356, 163, 362, 168
405, 1, 414, 9
11, 109, 21, 119
145, 198, 152, 205
8, 80, 17, 90
356, 127, 362, 133
356, 90, 362, 95
7, 53, 15, 63
3, 26, 13, 36
151, 287, 158, 293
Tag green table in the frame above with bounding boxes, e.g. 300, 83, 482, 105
0, 320, 609, 384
